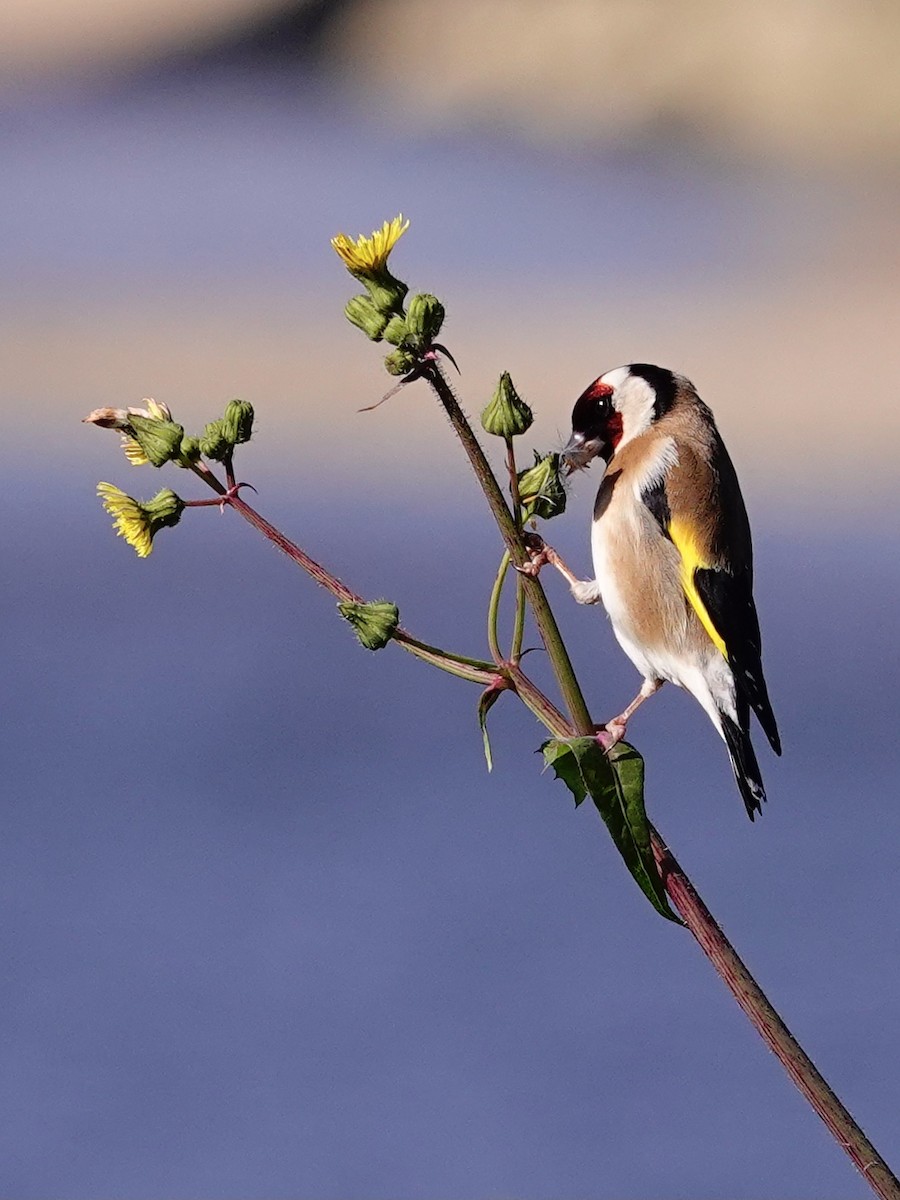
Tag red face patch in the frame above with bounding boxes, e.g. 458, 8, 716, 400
606, 410, 624, 449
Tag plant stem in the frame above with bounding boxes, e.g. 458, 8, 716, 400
487, 552, 511, 665
651, 828, 900, 1200
424, 354, 900, 1200
424, 361, 594, 734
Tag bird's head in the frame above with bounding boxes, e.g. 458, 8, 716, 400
562, 363, 680, 471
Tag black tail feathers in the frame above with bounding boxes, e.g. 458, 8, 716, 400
720, 710, 767, 820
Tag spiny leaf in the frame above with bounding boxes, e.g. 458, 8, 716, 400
541, 736, 681, 923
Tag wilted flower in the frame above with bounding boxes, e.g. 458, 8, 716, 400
97, 483, 185, 558
84, 399, 182, 467
82, 398, 173, 430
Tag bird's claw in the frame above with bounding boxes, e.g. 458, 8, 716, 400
595, 719, 627, 752
515, 532, 550, 577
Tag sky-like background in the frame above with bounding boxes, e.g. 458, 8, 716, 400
2, 2, 899, 1197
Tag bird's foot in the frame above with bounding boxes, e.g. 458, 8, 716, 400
515, 532, 552, 577
595, 717, 628, 752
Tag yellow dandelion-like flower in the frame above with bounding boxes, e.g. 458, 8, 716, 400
121, 436, 150, 466
97, 483, 153, 557
331, 215, 409, 275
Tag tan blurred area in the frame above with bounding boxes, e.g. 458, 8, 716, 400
5, 0, 900, 168
4, 0, 900, 511
0, 0, 298, 81
329, 0, 900, 168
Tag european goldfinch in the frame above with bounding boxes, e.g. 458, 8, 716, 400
530, 363, 781, 819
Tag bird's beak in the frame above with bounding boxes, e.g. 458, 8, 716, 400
561, 431, 604, 474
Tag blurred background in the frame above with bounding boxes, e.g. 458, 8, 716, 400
2, 1, 899, 1196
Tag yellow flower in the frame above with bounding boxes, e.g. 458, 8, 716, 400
331, 215, 409, 275
96, 483, 185, 558
121, 436, 150, 466
97, 483, 154, 556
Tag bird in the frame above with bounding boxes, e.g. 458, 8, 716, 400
524, 363, 781, 819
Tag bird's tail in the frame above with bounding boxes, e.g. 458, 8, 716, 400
719, 703, 767, 820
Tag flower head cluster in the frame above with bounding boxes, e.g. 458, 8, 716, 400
97, 483, 185, 558
332, 216, 446, 376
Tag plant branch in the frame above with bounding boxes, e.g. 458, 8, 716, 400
487, 552, 511, 665
421, 351, 899, 1200
652, 828, 900, 1200
424, 360, 594, 734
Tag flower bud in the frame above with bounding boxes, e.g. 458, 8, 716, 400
338, 599, 400, 651
200, 419, 230, 461
345, 295, 390, 341
404, 293, 445, 348
382, 314, 409, 346
384, 348, 417, 377
127, 413, 185, 468
361, 275, 409, 315
517, 452, 566, 520
481, 372, 533, 439
175, 435, 202, 467
222, 399, 254, 445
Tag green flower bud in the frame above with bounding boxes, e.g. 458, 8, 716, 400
361, 273, 409, 315
384, 348, 417, 376
338, 599, 400, 651
222, 399, 254, 445
517, 452, 566, 520
481, 372, 533, 439
127, 413, 185, 468
382, 314, 409, 346
143, 488, 186, 530
200, 419, 230, 462
174, 435, 202, 468
404, 293, 445, 348
345, 295, 390, 341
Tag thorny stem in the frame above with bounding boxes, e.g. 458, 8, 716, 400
422, 352, 900, 1200
652, 828, 900, 1200
424, 360, 594, 734
192, 465, 497, 687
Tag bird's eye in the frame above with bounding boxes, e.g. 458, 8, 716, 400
594, 395, 610, 418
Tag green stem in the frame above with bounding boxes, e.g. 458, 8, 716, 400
487, 551, 511, 665
511, 575, 526, 663
505, 437, 527, 663
425, 361, 593, 734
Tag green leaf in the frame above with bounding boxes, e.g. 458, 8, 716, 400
477, 686, 502, 773
541, 736, 681, 923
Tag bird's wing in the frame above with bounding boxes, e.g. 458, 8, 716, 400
640, 442, 781, 755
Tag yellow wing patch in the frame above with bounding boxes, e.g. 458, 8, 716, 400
667, 517, 727, 657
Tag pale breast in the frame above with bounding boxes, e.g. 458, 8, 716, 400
590, 440, 712, 686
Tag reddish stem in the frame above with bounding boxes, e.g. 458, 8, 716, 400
651, 828, 900, 1200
